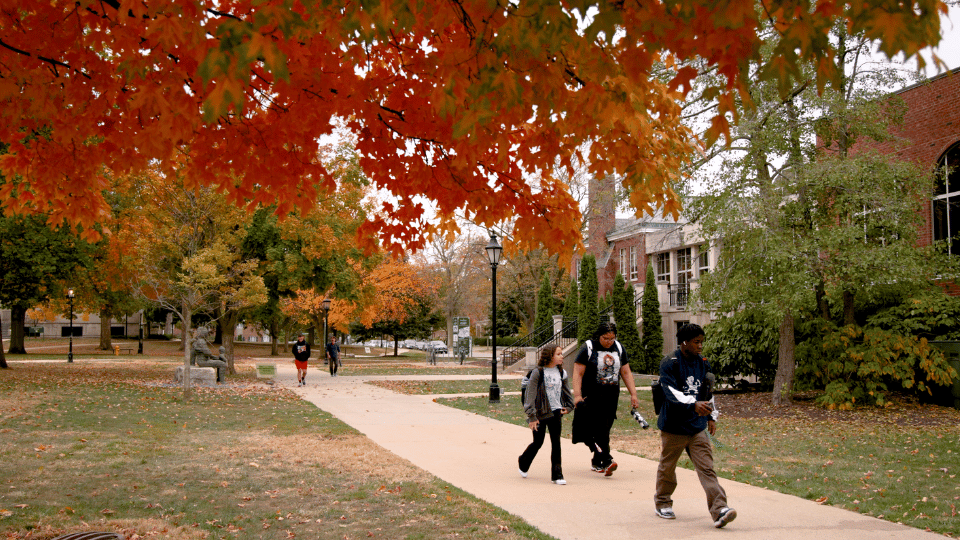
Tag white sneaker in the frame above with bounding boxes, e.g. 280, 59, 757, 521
519, 468, 528, 478
714, 507, 737, 528
655, 507, 676, 520
553, 478, 566, 485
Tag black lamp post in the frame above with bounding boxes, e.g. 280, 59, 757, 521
485, 232, 503, 403
138, 310, 144, 354
322, 298, 331, 357
66, 289, 75, 363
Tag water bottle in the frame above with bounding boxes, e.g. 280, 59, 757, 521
630, 408, 650, 429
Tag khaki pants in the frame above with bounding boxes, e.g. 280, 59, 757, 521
655, 429, 727, 520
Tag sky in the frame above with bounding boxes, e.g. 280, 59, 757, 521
915, 3, 960, 75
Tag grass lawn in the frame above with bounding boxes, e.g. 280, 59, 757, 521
0, 359, 554, 540
439, 391, 960, 537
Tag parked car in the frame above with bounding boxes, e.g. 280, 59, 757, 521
426, 340, 448, 354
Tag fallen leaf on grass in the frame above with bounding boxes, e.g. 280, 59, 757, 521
815, 496, 829, 504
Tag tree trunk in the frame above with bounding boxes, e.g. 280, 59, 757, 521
270, 318, 279, 356
816, 280, 831, 321
182, 303, 193, 400
8, 305, 27, 354
218, 311, 238, 374
842, 289, 856, 326
213, 307, 223, 344
771, 310, 796, 406
0, 310, 8, 368
99, 306, 113, 351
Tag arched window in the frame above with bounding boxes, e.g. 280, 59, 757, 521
934, 142, 960, 256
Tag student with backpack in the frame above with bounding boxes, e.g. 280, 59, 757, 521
518, 344, 574, 485
571, 322, 640, 476
654, 323, 736, 528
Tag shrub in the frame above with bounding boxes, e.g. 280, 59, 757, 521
798, 322, 957, 410
866, 292, 960, 340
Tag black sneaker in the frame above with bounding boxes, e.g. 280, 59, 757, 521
603, 461, 618, 476
655, 507, 676, 520
714, 507, 737, 528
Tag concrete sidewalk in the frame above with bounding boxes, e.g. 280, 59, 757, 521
283, 363, 939, 540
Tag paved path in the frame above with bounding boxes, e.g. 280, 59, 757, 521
276, 362, 940, 540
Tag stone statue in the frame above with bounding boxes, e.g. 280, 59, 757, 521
190, 327, 227, 383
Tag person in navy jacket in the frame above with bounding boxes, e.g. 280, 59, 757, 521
654, 323, 737, 529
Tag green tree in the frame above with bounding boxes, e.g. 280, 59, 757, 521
534, 272, 554, 345
612, 273, 643, 373
577, 255, 599, 345
561, 278, 579, 339
0, 214, 93, 358
690, 26, 955, 406
641, 264, 664, 373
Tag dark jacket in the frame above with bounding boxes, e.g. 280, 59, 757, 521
523, 366, 574, 423
293, 340, 311, 362
656, 349, 717, 435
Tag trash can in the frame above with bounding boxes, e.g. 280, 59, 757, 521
929, 341, 960, 410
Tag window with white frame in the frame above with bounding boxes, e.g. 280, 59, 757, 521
620, 248, 627, 278
629, 246, 638, 280
655, 252, 670, 283
698, 246, 709, 277
677, 247, 693, 287
934, 142, 960, 256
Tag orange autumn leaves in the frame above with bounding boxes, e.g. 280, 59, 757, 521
0, 0, 947, 257
283, 258, 436, 335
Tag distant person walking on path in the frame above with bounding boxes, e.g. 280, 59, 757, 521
293, 334, 311, 387
519, 345, 574, 485
571, 322, 639, 476
654, 323, 736, 529
326, 336, 341, 377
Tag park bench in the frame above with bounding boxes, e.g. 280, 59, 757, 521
113, 344, 136, 355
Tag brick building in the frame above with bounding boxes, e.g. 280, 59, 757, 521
574, 175, 715, 355
873, 67, 960, 294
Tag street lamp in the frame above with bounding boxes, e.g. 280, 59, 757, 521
485, 232, 503, 403
66, 289, 75, 363
322, 298, 331, 362
138, 310, 144, 354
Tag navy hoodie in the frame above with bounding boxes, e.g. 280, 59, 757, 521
656, 349, 717, 435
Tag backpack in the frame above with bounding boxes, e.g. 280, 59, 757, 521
519, 369, 535, 405
584, 339, 624, 361
651, 378, 665, 415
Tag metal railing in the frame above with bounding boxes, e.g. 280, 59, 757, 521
668, 284, 689, 308
498, 290, 646, 371
499, 320, 559, 368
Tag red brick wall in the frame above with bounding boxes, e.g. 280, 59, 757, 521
873, 68, 960, 248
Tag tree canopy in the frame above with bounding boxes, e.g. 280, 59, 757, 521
1, 0, 947, 257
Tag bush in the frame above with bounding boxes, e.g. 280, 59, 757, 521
703, 308, 778, 384
866, 292, 960, 340
797, 322, 957, 409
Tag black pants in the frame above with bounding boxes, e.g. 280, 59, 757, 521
518, 410, 563, 479
329, 357, 339, 375
582, 414, 615, 468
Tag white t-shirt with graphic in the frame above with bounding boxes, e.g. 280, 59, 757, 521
542, 367, 566, 410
